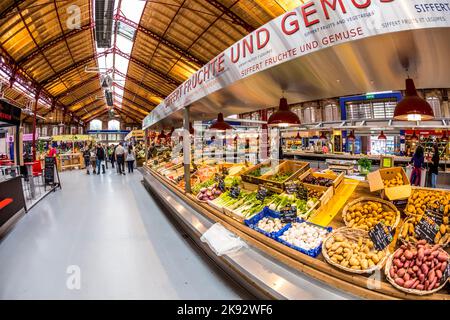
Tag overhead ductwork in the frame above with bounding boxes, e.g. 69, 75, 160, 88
105, 89, 113, 107
95, 0, 115, 48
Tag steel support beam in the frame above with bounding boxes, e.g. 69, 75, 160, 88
0, 0, 27, 19
183, 106, 191, 193
40, 50, 112, 86
207, 0, 255, 32
54, 74, 100, 100
83, 107, 109, 122
115, 106, 143, 123
113, 82, 155, 110
66, 88, 103, 110
17, 24, 94, 66
114, 48, 180, 86
114, 69, 166, 99
115, 14, 207, 67
32, 87, 41, 161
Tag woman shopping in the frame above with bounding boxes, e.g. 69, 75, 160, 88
410, 145, 424, 186
126, 145, 136, 174
429, 144, 440, 188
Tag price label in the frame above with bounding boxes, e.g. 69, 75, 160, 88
285, 182, 298, 194
368, 223, 394, 251
280, 205, 297, 223
415, 215, 440, 244
256, 186, 268, 201
230, 186, 240, 199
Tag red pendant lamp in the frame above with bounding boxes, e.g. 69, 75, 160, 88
189, 122, 194, 135
158, 129, 166, 139
268, 97, 301, 127
378, 130, 387, 140
410, 130, 419, 142
295, 132, 301, 139
319, 132, 327, 140
394, 78, 434, 121
209, 113, 233, 131
442, 130, 448, 142
347, 130, 356, 141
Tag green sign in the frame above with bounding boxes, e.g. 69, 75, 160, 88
366, 94, 375, 99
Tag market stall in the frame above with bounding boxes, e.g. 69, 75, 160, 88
0, 99, 26, 236
50, 134, 96, 171
141, 1, 450, 300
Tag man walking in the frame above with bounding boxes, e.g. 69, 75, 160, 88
115, 142, 126, 175
96, 143, 106, 174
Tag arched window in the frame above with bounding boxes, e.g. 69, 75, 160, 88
108, 119, 120, 131
90, 119, 102, 131
52, 126, 58, 136
324, 104, 339, 122
42, 126, 48, 136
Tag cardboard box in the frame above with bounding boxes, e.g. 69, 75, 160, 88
367, 167, 411, 201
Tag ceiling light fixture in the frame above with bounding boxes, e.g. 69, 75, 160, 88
347, 130, 356, 141
267, 97, 300, 127
394, 78, 434, 121
378, 130, 387, 140
209, 113, 233, 131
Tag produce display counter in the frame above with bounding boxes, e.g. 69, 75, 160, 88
284, 151, 412, 163
142, 164, 450, 300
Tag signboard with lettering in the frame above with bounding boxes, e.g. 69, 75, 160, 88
44, 157, 55, 185
0, 100, 21, 126
415, 215, 440, 244
143, 0, 450, 129
369, 223, 394, 251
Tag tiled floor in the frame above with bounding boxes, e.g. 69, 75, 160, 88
0, 168, 249, 299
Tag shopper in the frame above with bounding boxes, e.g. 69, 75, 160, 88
126, 145, 136, 173
115, 142, 126, 175
96, 143, 106, 175
83, 147, 91, 175
102, 144, 108, 169
108, 145, 114, 168
410, 145, 424, 186
429, 144, 440, 188
90, 146, 97, 174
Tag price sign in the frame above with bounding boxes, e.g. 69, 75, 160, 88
256, 186, 268, 201
442, 263, 450, 285
280, 205, 297, 223
425, 206, 443, 226
368, 223, 394, 251
230, 186, 240, 199
285, 182, 298, 194
415, 215, 440, 244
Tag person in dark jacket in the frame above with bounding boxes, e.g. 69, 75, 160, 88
82, 146, 91, 175
410, 145, 424, 186
96, 143, 106, 175
429, 144, 440, 188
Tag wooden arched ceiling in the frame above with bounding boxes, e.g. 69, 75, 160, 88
0, 0, 301, 125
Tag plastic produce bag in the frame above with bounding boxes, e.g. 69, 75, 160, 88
200, 223, 247, 256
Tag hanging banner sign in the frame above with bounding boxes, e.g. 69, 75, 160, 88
143, 0, 450, 129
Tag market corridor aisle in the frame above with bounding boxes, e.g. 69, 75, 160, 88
0, 170, 249, 299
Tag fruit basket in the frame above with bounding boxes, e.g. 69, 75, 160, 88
342, 197, 401, 230
399, 215, 450, 246
322, 227, 389, 274
384, 241, 449, 295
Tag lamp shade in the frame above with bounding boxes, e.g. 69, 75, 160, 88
209, 113, 233, 131
410, 130, 419, 141
347, 130, 356, 141
378, 130, 387, 140
295, 132, 301, 139
158, 130, 166, 139
319, 132, 327, 140
394, 78, 434, 121
189, 122, 194, 135
442, 130, 448, 142
267, 97, 301, 127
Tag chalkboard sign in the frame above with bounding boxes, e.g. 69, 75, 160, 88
256, 186, 268, 201
44, 157, 55, 185
425, 208, 444, 226
230, 186, 240, 199
369, 223, 393, 251
415, 215, 439, 244
442, 263, 450, 285
280, 205, 297, 223
285, 182, 298, 194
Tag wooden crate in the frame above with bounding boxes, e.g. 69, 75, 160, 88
298, 168, 344, 192
259, 160, 310, 190
241, 160, 277, 184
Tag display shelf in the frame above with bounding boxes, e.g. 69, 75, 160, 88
57, 153, 83, 171
143, 165, 450, 300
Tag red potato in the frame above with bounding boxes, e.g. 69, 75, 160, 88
404, 279, 415, 289
394, 259, 403, 268
437, 252, 448, 262
395, 277, 405, 286
416, 259, 422, 267
428, 270, 436, 283
436, 269, 443, 279
394, 249, 404, 259
404, 261, 410, 269
397, 268, 406, 278
427, 278, 437, 291
417, 284, 425, 290
413, 265, 419, 272
411, 279, 420, 289
419, 273, 425, 283
407, 268, 415, 275
425, 280, 430, 288
424, 249, 432, 256
403, 273, 410, 282
421, 264, 429, 275
441, 261, 447, 272
404, 250, 414, 260
390, 267, 396, 279
435, 281, 441, 289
